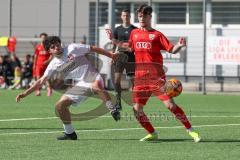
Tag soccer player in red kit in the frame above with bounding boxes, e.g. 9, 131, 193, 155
33, 33, 53, 96
129, 4, 201, 142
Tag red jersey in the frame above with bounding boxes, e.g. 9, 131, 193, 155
35, 44, 51, 66
129, 28, 174, 79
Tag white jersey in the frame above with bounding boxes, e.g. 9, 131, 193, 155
43, 43, 97, 82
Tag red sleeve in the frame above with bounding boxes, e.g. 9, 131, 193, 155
34, 45, 39, 56
159, 33, 174, 52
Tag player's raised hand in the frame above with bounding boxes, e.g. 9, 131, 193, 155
104, 24, 113, 40
178, 37, 186, 47
16, 93, 26, 102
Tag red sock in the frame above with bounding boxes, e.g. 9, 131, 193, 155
169, 105, 191, 129
135, 112, 155, 133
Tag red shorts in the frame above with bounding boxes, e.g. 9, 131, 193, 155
132, 76, 170, 105
35, 65, 47, 78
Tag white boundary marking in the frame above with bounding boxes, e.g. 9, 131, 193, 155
190, 116, 240, 118
0, 123, 240, 136
0, 117, 58, 122
0, 115, 240, 122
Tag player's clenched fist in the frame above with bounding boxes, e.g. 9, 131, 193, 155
178, 37, 186, 47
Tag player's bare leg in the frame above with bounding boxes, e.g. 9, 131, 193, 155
46, 80, 53, 96
133, 103, 158, 141
112, 53, 129, 110
92, 80, 121, 121
55, 95, 77, 140
35, 76, 41, 96
162, 98, 201, 142
113, 72, 123, 110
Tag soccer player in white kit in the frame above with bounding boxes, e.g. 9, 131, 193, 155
16, 36, 120, 140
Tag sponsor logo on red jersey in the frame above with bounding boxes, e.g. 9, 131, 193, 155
136, 42, 152, 49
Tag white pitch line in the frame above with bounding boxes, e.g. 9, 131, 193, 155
0, 115, 240, 122
101, 115, 240, 118
0, 123, 240, 136
0, 117, 58, 122
188, 115, 240, 118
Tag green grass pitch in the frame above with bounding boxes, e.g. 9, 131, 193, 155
0, 90, 240, 160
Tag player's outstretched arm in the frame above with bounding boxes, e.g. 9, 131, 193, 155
115, 41, 133, 52
16, 76, 48, 102
90, 46, 113, 58
171, 37, 186, 54
90, 46, 119, 62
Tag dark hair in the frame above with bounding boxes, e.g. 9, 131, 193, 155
121, 9, 130, 14
43, 36, 61, 51
136, 4, 152, 15
40, 32, 48, 37
26, 54, 31, 59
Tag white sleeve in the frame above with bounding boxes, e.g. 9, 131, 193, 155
43, 60, 56, 78
67, 43, 90, 57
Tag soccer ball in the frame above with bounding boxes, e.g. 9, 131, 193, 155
165, 78, 183, 97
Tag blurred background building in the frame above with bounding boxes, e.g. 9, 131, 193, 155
0, 0, 240, 92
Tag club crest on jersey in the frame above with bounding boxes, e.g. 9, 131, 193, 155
149, 34, 155, 40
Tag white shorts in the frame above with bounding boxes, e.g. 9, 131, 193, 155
63, 74, 104, 105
